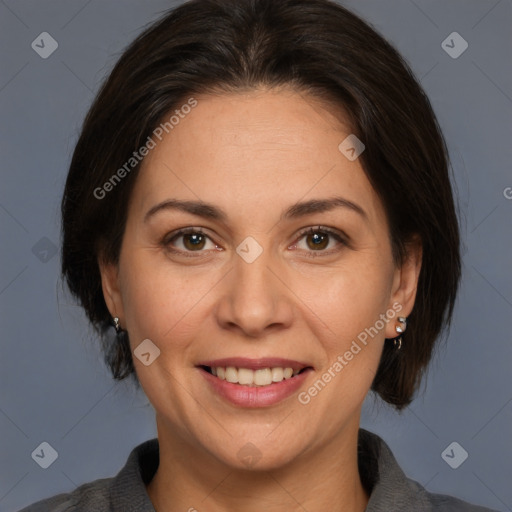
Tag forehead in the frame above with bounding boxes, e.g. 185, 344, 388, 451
130, 88, 386, 229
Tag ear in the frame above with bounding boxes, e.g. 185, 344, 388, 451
385, 235, 422, 339
98, 253, 125, 328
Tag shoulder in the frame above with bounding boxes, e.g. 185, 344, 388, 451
16, 477, 112, 512
17, 438, 159, 512
404, 475, 498, 511
426, 489, 499, 511
359, 429, 499, 512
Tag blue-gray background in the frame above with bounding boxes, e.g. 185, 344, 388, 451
1, 0, 511, 510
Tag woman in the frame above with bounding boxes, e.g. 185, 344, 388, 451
20, 0, 498, 510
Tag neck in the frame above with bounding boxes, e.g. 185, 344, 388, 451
146, 417, 369, 512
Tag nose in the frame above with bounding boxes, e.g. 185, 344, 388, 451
215, 246, 294, 338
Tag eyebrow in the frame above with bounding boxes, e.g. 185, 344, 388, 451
144, 196, 368, 224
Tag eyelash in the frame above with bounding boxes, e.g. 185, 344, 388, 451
293, 226, 348, 257
162, 226, 348, 258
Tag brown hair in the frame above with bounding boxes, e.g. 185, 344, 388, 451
61, 0, 461, 409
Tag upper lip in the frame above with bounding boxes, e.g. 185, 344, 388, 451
196, 357, 313, 372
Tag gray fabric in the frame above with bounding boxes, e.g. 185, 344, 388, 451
18, 429, 497, 511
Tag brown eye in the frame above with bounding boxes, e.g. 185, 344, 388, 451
305, 231, 329, 250
163, 228, 218, 254
182, 232, 206, 251
291, 226, 347, 256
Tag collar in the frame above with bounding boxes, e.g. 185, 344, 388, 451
108, 429, 431, 511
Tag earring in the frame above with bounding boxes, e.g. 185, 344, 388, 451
393, 316, 407, 350
113, 316, 121, 333
395, 316, 407, 334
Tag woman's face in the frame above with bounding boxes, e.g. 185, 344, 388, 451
100, 87, 420, 469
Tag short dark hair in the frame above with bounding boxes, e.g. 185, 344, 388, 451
61, 0, 461, 409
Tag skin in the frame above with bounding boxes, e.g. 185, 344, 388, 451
99, 87, 422, 512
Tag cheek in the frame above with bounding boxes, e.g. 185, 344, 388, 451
294, 257, 394, 347
291, 259, 393, 412
118, 249, 217, 349
295, 264, 392, 417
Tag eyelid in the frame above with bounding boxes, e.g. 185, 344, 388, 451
289, 225, 349, 253
163, 226, 211, 244
162, 227, 220, 256
162, 225, 349, 256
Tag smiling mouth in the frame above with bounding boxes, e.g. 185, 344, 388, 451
199, 365, 311, 387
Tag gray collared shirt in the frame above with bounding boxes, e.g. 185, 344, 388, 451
19, 429, 498, 511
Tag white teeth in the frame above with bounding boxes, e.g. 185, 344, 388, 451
225, 366, 238, 383
238, 368, 254, 385
271, 367, 284, 382
283, 368, 294, 379
254, 368, 272, 386
208, 366, 303, 386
